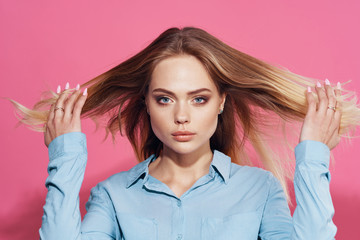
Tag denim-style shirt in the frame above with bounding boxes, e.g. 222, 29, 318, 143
39, 132, 336, 240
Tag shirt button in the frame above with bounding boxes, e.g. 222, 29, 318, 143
177, 201, 181, 207
177, 234, 183, 240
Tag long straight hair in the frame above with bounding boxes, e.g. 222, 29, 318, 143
10, 27, 360, 200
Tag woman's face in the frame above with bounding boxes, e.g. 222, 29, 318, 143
146, 55, 225, 156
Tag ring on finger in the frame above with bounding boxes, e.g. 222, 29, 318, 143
328, 106, 336, 112
54, 106, 65, 112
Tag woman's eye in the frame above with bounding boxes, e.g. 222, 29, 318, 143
158, 97, 171, 104
193, 97, 207, 104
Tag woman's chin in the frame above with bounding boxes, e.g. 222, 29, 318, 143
162, 142, 211, 157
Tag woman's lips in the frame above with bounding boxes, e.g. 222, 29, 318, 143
171, 131, 196, 142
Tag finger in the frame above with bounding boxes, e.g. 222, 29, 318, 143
44, 122, 51, 146
305, 86, 316, 115
54, 84, 71, 120
324, 79, 336, 118
334, 82, 342, 105
327, 109, 341, 139
334, 82, 342, 133
326, 83, 342, 139
72, 88, 88, 121
315, 81, 329, 116
47, 102, 56, 124
63, 84, 81, 120
321, 80, 337, 137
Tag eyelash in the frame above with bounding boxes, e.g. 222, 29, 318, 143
155, 96, 208, 105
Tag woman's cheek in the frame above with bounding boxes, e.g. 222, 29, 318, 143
196, 108, 219, 134
150, 113, 169, 140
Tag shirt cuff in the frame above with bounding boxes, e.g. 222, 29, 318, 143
295, 140, 330, 168
48, 132, 87, 161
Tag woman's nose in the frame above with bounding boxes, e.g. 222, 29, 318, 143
174, 104, 190, 124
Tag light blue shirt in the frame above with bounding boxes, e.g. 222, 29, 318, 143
40, 132, 336, 239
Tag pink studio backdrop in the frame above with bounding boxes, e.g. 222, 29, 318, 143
1, 1, 359, 239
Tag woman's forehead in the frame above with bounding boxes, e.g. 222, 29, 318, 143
149, 55, 218, 92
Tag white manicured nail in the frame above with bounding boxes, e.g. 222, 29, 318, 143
316, 81, 321, 87
325, 79, 330, 85
337, 82, 341, 90
76, 84, 80, 90
65, 82, 70, 90
56, 85, 61, 94
307, 86, 312, 93
83, 88, 88, 96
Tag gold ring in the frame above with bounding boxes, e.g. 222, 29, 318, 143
328, 106, 336, 112
54, 106, 65, 112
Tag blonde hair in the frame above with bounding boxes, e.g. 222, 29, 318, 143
10, 27, 360, 201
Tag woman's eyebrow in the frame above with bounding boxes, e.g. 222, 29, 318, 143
152, 88, 212, 95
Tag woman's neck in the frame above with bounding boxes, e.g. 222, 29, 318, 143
148, 146, 214, 197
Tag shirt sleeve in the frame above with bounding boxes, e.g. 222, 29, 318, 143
291, 140, 337, 239
39, 132, 118, 240
259, 140, 336, 240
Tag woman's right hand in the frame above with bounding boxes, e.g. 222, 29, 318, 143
44, 83, 88, 147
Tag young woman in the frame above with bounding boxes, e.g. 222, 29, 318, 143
12, 27, 360, 239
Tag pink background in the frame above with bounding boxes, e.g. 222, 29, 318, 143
1, 0, 359, 239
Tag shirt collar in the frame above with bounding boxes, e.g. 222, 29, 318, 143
126, 154, 156, 188
210, 150, 231, 184
126, 150, 231, 188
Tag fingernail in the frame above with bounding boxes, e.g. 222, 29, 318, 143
325, 78, 330, 85
76, 84, 80, 90
316, 81, 321, 87
307, 86, 312, 93
83, 88, 88, 96
56, 85, 61, 94
65, 82, 70, 90
337, 82, 341, 90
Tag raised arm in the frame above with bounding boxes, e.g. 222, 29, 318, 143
40, 83, 88, 239
259, 79, 340, 239
291, 140, 336, 239
40, 132, 87, 239
290, 79, 341, 239
39, 84, 118, 239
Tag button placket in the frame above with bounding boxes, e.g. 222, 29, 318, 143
173, 198, 184, 240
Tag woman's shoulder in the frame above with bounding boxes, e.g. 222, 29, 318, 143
230, 162, 272, 177
229, 163, 277, 187
93, 157, 153, 191
214, 162, 282, 207
213, 150, 274, 183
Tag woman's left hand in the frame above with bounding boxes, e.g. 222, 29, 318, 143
299, 79, 342, 150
